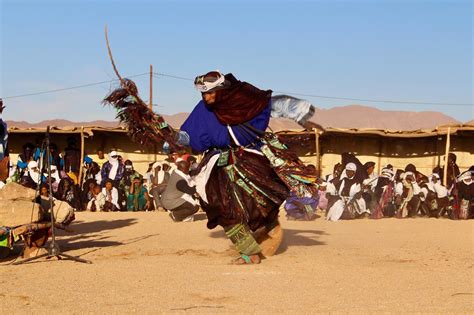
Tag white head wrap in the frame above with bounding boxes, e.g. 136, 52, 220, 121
345, 163, 357, 171
27, 160, 38, 171
108, 151, 119, 180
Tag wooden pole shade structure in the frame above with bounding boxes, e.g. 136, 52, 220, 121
314, 128, 321, 176
78, 126, 85, 188
443, 127, 451, 187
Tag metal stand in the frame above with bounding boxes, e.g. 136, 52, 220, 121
13, 126, 91, 265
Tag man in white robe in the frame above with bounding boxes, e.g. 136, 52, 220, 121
326, 163, 368, 221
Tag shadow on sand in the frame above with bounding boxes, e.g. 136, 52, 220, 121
276, 228, 327, 254
209, 226, 327, 254
63, 218, 138, 235
54, 218, 139, 255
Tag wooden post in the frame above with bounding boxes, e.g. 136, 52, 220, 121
377, 137, 383, 174
443, 127, 451, 186
314, 128, 320, 176
78, 126, 85, 189
149, 64, 153, 111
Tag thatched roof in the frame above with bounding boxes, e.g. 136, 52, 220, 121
8, 123, 474, 139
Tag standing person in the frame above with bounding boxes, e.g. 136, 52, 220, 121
446, 153, 461, 191
63, 137, 81, 181
161, 159, 199, 222
126, 174, 151, 211
104, 71, 321, 264
95, 149, 107, 169
150, 162, 171, 211
100, 150, 125, 187
0, 99, 9, 182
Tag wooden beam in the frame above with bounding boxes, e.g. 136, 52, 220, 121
78, 126, 85, 190
443, 127, 451, 186
314, 128, 320, 176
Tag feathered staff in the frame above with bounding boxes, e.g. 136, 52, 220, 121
102, 26, 181, 151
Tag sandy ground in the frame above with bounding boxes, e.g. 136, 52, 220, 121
1, 211, 473, 314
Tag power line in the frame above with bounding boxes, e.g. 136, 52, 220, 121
2, 72, 148, 99
152, 71, 472, 107
153, 72, 193, 81
2, 71, 472, 107
272, 91, 473, 107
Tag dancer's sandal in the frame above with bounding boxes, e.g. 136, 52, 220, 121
231, 254, 261, 265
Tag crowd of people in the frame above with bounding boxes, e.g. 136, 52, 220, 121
0, 141, 203, 221
285, 152, 474, 221
2, 139, 472, 223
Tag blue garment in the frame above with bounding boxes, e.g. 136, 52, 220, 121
33, 148, 64, 168
180, 100, 271, 153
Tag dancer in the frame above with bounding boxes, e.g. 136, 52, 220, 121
103, 47, 321, 263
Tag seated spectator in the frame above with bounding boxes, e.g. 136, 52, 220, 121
33, 143, 64, 176
87, 184, 106, 212
326, 163, 368, 221
419, 173, 449, 218
17, 143, 36, 177
102, 179, 120, 211
284, 190, 319, 221
372, 167, 397, 218
362, 161, 378, 211
19, 160, 44, 189
119, 160, 141, 210
127, 174, 151, 211
81, 178, 97, 209
55, 177, 81, 210
395, 171, 422, 218
456, 171, 473, 219
101, 150, 125, 187
84, 161, 102, 185
317, 182, 328, 212
43, 165, 61, 193
161, 158, 199, 222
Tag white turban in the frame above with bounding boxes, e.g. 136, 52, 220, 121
458, 171, 472, 183
345, 163, 357, 171
27, 160, 38, 170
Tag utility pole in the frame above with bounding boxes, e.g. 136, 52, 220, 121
149, 64, 153, 111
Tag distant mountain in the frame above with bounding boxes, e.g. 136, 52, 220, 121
465, 119, 474, 126
7, 105, 461, 131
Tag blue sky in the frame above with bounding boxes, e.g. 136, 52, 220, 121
1, 0, 472, 122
